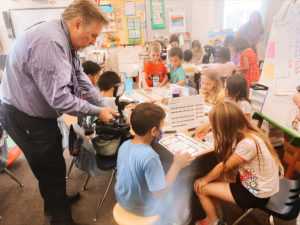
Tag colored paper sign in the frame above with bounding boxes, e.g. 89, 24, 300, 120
267, 42, 275, 59
262, 63, 275, 80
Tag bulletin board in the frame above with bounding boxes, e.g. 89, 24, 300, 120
145, 0, 192, 41
98, 0, 146, 47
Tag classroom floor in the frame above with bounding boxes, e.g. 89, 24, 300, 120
0, 144, 300, 225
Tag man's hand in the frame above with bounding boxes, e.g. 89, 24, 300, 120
98, 108, 118, 122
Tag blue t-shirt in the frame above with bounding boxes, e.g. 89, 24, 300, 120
170, 65, 186, 83
115, 140, 166, 216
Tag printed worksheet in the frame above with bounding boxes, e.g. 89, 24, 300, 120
159, 132, 213, 157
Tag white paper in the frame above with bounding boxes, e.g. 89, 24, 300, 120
159, 132, 213, 157
125, 1, 136, 16
169, 9, 186, 33
168, 95, 205, 130
152, 0, 164, 25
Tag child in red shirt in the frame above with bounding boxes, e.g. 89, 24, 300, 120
233, 37, 260, 89
142, 41, 168, 90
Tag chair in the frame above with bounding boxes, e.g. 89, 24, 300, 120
3, 146, 24, 187
81, 154, 117, 222
232, 178, 300, 225
113, 203, 159, 225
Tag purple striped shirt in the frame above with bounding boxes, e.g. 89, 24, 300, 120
0, 19, 107, 118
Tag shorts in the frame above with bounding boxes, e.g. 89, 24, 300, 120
229, 175, 270, 209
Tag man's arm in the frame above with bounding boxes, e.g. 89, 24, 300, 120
77, 66, 108, 108
28, 42, 105, 117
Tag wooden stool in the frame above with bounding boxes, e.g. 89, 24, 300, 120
113, 203, 159, 225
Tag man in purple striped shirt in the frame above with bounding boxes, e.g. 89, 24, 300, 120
0, 1, 116, 224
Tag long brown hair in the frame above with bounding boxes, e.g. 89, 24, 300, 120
209, 102, 283, 174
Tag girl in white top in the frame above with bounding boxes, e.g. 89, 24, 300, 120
194, 102, 283, 225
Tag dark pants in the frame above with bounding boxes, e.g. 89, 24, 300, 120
0, 102, 73, 225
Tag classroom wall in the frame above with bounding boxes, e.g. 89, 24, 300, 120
0, 0, 285, 57
0, 0, 72, 53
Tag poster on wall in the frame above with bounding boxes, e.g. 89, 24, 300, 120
127, 17, 141, 44
100, 5, 116, 32
169, 9, 185, 33
124, 1, 136, 16
150, 0, 166, 30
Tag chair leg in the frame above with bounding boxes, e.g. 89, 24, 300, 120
66, 160, 74, 179
3, 168, 24, 187
232, 208, 254, 225
81, 174, 91, 191
93, 168, 117, 222
269, 215, 274, 225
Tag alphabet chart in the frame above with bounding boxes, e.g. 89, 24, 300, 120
159, 132, 213, 157
168, 95, 205, 130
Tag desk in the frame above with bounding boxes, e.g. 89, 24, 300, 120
253, 112, 300, 178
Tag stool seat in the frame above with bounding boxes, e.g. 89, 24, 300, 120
113, 203, 159, 225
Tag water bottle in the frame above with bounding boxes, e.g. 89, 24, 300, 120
125, 78, 133, 94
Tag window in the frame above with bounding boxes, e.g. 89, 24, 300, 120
223, 0, 261, 31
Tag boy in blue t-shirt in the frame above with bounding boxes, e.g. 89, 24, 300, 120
115, 103, 193, 221
167, 47, 186, 87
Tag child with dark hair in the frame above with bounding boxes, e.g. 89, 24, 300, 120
183, 49, 197, 88
233, 37, 260, 89
212, 47, 235, 81
97, 71, 121, 110
115, 103, 193, 221
82, 60, 101, 87
170, 34, 179, 47
167, 47, 186, 86
191, 40, 203, 64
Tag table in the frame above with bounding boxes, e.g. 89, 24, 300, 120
253, 112, 300, 178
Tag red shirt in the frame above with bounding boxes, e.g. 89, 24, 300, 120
143, 60, 168, 87
240, 48, 260, 89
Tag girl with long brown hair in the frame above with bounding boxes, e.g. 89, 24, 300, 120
194, 102, 283, 225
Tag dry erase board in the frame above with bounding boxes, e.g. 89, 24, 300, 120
9, 7, 65, 38
259, 0, 300, 136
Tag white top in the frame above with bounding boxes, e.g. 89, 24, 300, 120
237, 100, 253, 115
212, 62, 235, 77
182, 62, 197, 74
104, 97, 118, 111
234, 136, 280, 198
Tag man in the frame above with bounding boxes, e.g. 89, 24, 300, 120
0, 1, 116, 224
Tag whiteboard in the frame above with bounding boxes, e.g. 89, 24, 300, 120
9, 7, 65, 38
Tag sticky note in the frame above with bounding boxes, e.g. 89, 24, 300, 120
262, 63, 275, 80
267, 42, 275, 59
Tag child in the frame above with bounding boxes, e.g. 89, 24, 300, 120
97, 71, 121, 111
115, 103, 193, 221
82, 60, 101, 89
194, 102, 283, 225
192, 40, 204, 64
195, 74, 252, 136
170, 34, 179, 47
224, 35, 235, 63
167, 47, 186, 86
212, 47, 235, 82
183, 49, 197, 88
233, 37, 260, 89
200, 69, 224, 105
142, 41, 168, 90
